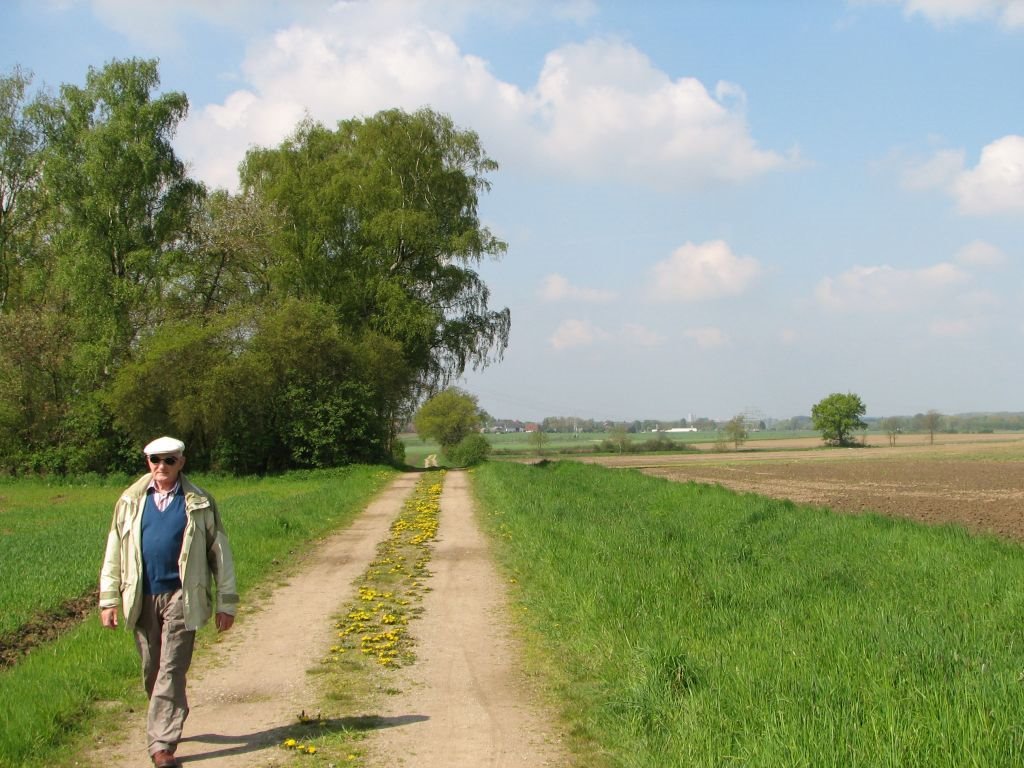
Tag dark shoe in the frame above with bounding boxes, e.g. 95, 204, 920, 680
152, 750, 179, 768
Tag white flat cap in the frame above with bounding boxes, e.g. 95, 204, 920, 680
143, 436, 185, 455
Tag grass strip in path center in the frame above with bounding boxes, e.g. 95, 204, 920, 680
275, 471, 443, 765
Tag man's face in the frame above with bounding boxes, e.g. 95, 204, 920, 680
147, 453, 185, 486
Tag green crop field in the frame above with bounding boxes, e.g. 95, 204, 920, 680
473, 460, 1024, 768
398, 429, 826, 468
0, 466, 394, 768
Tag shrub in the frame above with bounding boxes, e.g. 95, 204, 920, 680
444, 433, 492, 467
594, 436, 693, 454
390, 437, 407, 466
636, 436, 685, 453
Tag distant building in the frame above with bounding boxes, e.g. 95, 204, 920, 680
487, 420, 525, 433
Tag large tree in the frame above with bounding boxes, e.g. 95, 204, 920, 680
811, 392, 867, 447
0, 66, 45, 312
0, 61, 513, 474
239, 108, 510, 406
0, 59, 200, 472
34, 57, 202, 382
167, 188, 281, 319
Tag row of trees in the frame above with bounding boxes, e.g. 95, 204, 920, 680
522, 408, 1013, 443
0, 60, 509, 474
416, 388, 1022, 464
532, 416, 724, 434
771, 410, 1024, 435
809, 395, 1021, 448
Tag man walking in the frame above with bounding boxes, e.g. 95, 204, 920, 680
100, 436, 238, 768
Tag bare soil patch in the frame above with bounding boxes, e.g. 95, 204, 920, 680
0, 592, 96, 670
582, 434, 1024, 541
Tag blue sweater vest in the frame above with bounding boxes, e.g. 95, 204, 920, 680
140, 490, 187, 595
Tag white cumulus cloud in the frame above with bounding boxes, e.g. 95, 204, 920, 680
548, 319, 664, 349
549, 319, 608, 350
953, 135, 1024, 215
900, 148, 965, 190
860, 0, 1024, 28
899, 0, 1024, 28
651, 240, 762, 302
900, 136, 1024, 217
174, 5, 789, 190
954, 240, 1008, 267
815, 262, 970, 312
956, 289, 1002, 309
539, 274, 617, 302
531, 39, 788, 185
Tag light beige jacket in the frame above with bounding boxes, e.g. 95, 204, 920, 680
99, 473, 238, 631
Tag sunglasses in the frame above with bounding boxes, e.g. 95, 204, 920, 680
148, 455, 179, 466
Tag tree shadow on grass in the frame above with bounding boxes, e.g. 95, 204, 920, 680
179, 714, 429, 763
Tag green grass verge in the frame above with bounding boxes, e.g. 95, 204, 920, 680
473, 460, 1024, 768
0, 465, 395, 768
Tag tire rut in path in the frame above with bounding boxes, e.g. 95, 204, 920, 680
362, 469, 568, 768
91, 472, 419, 767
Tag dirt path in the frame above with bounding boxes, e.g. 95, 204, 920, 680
363, 470, 567, 767
88, 470, 566, 767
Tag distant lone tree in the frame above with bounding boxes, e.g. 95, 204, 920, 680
607, 425, 630, 454
723, 414, 748, 449
528, 428, 550, 457
923, 409, 942, 445
882, 416, 901, 447
811, 392, 867, 447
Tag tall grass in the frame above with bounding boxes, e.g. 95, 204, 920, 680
473, 460, 1024, 768
0, 465, 394, 768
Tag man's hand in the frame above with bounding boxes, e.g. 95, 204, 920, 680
215, 612, 234, 632
100, 607, 119, 629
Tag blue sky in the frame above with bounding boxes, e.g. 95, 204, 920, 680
4, 0, 1023, 422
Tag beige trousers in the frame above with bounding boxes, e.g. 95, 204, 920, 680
133, 590, 196, 755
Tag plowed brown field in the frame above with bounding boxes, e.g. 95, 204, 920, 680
580, 433, 1024, 541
